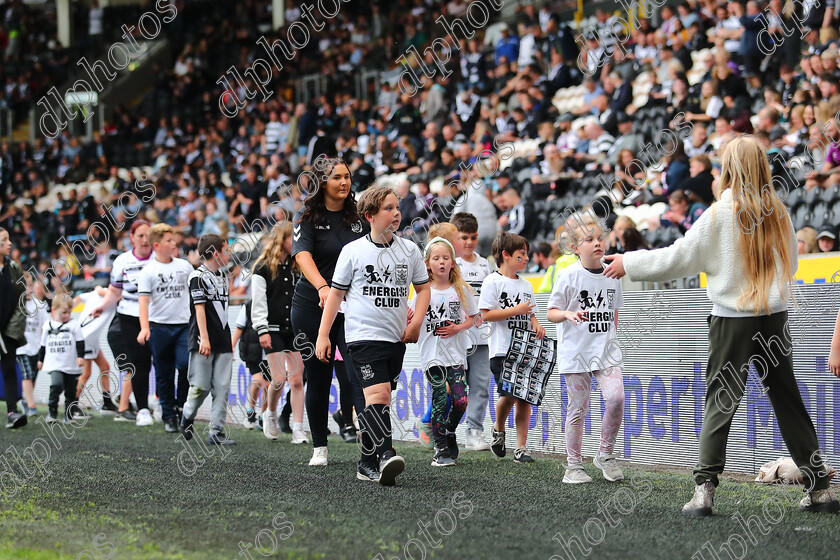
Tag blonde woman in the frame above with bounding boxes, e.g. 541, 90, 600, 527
605, 136, 838, 515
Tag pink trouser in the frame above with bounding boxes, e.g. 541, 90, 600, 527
564, 367, 625, 465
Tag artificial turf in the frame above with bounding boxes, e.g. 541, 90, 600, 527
0, 413, 838, 560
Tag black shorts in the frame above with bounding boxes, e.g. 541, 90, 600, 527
265, 332, 295, 355
490, 356, 524, 402
347, 341, 406, 390
246, 360, 271, 382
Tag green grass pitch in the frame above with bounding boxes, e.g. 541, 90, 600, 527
1, 413, 838, 559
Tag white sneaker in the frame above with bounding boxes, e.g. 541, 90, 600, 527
464, 428, 491, 451
242, 410, 258, 430
262, 410, 278, 440
563, 464, 593, 484
291, 427, 309, 444
136, 408, 153, 427
308, 446, 328, 466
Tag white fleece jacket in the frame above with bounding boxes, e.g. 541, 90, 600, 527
623, 188, 798, 316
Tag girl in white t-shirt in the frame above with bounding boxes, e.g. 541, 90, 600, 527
548, 213, 624, 485
412, 237, 478, 467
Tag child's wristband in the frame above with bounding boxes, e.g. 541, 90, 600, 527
317, 285, 329, 291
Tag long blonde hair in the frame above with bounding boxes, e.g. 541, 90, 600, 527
718, 136, 794, 314
253, 222, 294, 280
424, 239, 473, 309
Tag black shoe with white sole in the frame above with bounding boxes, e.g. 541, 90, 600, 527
378, 450, 405, 486
208, 431, 237, 445
357, 461, 380, 482
5, 412, 27, 429
432, 447, 456, 467
491, 428, 506, 458
165, 418, 179, 434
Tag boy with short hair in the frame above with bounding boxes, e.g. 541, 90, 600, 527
479, 232, 546, 464
138, 223, 195, 434
39, 294, 86, 423
181, 234, 235, 445
452, 212, 495, 452
316, 185, 431, 485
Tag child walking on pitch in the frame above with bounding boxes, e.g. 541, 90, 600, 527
181, 234, 235, 445
605, 136, 838, 514
17, 272, 49, 417
138, 223, 195, 434
74, 286, 119, 416
479, 232, 545, 463
453, 212, 495, 451
316, 185, 430, 485
251, 222, 307, 444
232, 300, 269, 430
413, 237, 478, 466
547, 215, 625, 484
39, 294, 86, 423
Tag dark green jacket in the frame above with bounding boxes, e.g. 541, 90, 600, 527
0, 257, 27, 350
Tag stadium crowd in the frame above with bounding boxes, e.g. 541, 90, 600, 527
1, 0, 840, 293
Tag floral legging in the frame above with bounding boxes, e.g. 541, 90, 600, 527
427, 364, 469, 448
565, 367, 625, 465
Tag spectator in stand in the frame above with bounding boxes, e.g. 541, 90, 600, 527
680, 155, 716, 206
529, 243, 554, 274
797, 227, 818, 254
497, 185, 535, 240
650, 190, 708, 234
495, 23, 520, 67
818, 228, 837, 252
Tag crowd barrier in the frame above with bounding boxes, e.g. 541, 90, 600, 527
20, 283, 840, 479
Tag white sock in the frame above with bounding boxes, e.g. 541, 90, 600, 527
293, 422, 303, 431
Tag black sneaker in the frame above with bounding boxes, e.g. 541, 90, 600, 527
445, 429, 459, 460
491, 428, 506, 458
5, 412, 27, 429
180, 416, 195, 441
164, 418, 179, 433
432, 447, 456, 467
514, 447, 535, 464
357, 461, 380, 482
378, 449, 405, 486
208, 431, 237, 445
279, 414, 292, 434
100, 397, 119, 416
340, 426, 358, 443
114, 409, 137, 422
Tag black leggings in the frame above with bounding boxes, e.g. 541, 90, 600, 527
113, 314, 152, 411
292, 305, 365, 448
1, 349, 19, 414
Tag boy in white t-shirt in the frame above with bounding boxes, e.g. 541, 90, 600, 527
17, 273, 49, 416
39, 294, 86, 423
138, 223, 195, 434
547, 213, 625, 484
452, 212, 495, 451
316, 185, 431, 486
478, 232, 545, 464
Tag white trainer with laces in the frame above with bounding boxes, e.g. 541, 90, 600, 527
309, 447, 328, 466
464, 428, 491, 451
135, 408, 153, 427
594, 454, 625, 481
263, 410, 278, 440
291, 427, 309, 444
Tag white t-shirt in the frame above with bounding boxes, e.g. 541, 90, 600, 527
457, 255, 494, 346
478, 272, 536, 358
40, 319, 84, 374
17, 298, 49, 356
138, 257, 194, 325
110, 250, 155, 317
547, 261, 624, 374
332, 234, 429, 344
76, 290, 115, 346
235, 305, 248, 330
411, 286, 478, 370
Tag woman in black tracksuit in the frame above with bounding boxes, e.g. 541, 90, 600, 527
292, 158, 368, 467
